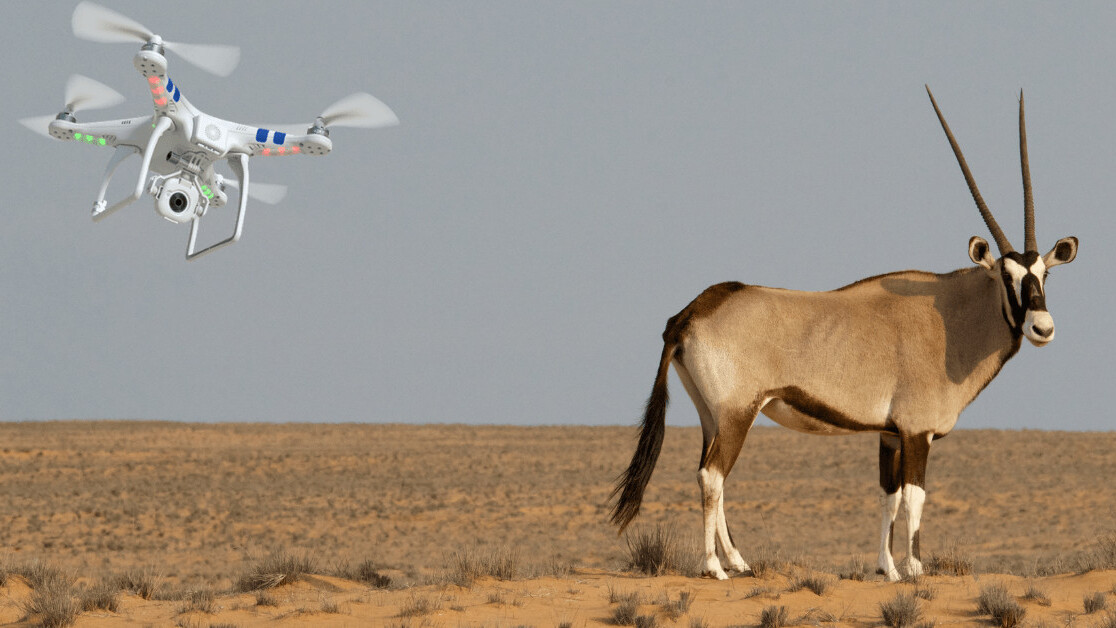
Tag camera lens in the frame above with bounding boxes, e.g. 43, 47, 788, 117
169, 192, 188, 213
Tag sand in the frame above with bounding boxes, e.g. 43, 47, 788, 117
0, 421, 1113, 626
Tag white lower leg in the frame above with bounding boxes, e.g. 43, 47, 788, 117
877, 490, 901, 581
716, 491, 748, 572
699, 468, 728, 579
901, 484, 926, 577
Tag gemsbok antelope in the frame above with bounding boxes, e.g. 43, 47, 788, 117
610, 86, 1079, 581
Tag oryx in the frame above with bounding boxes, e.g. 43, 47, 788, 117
610, 86, 1078, 581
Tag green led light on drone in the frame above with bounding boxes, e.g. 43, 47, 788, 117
85, 135, 95, 143
73, 132, 82, 141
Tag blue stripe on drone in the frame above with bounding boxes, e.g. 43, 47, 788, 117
166, 78, 174, 92
273, 132, 286, 145
173, 86, 181, 102
256, 128, 269, 143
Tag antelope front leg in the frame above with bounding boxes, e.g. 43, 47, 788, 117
898, 433, 932, 578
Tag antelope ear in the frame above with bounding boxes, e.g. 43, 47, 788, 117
968, 236, 996, 269
1043, 236, 1078, 268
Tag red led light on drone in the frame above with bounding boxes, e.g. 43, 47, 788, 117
153, 97, 167, 106
291, 146, 300, 154
147, 75, 160, 85
151, 85, 164, 95
261, 148, 271, 156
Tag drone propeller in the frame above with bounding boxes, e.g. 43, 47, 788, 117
268, 92, 399, 136
19, 74, 125, 138
220, 178, 288, 205
72, 1, 240, 77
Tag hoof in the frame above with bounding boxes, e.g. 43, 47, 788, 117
702, 569, 730, 580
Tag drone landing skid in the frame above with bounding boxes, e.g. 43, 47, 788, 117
186, 153, 248, 260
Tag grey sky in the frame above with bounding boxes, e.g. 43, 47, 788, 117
2, 2, 1112, 430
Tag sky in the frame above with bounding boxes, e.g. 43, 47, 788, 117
1, 2, 1113, 430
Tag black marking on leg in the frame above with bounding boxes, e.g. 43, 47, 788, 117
888, 521, 895, 554
912, 529, 921, 560
879, 435, 902, 495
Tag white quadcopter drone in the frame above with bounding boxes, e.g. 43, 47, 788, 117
20, 2, 399, 260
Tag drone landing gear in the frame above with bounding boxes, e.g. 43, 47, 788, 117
92, 116, 173, 220
186, 153, 248, 261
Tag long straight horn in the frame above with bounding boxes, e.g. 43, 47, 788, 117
925, 85, 1015, 254
1019, 90, 1036, 252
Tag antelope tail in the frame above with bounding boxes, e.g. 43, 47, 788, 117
609, 339, 678, 533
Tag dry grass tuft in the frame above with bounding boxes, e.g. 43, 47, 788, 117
838, 556, 869, 581
177, 588, 217, 615
254, 591, 279, 607
924, 544, 973, 576
22, 577, 79, 628
789, 574, 832, 596
1093, 611, 1116, 628
1084, 591, 1108, 614
609, 590, 643, 626
114, 567, 162, 600
334, 558, 393, 589
444, 545, 519, 587
879, 591, 922, 628
236, 550, 317, 592
660, 590, 693, 620
976, 583, 1025, 627
624, 525, 691, 576
15, 561, 72, 591
79, 577, 120, 612
759, 605, 789, 628
397, 593, 442, 618
1021, 583, 1051, 606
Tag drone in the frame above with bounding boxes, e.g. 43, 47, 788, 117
20, 2, 399, 260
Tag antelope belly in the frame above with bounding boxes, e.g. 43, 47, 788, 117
760, 399, 859, 435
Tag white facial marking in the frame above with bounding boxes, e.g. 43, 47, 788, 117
1001, 258, 1028, 304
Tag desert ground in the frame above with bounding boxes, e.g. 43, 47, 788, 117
0, 421, 1113, 627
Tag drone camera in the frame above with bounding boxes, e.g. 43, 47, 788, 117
154, 177, 200, 224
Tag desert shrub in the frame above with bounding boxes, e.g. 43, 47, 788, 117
624, 525, 689, 576
634, 615, 658, 628
925, 545, 973, 576
177, 588, 217, 615
660, 590, 693, 620
976, 583, 1025, 627
444, 545, 519, 587
689, 619, 709, 628
789, 574, 831, 596
1084, 592, 1108, 614
79, 578, 120, 612
397, 593, 442, 618
879, 592, 922, 628
759, 605, 789, 628
236, 550, 317, 591
255, 591, 278, 607
115, 567, 162, 599
23, 577, 79, 628
1021, 583, 1051, 606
